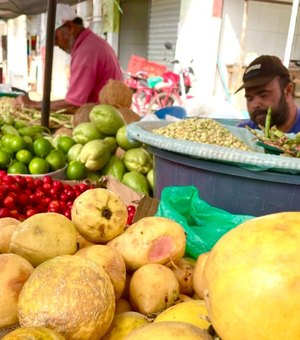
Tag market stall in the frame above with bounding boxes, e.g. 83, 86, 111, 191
0, 2, 300, 339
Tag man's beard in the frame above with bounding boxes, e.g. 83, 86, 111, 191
251, 93, 289, 128
64, 35, 75, 54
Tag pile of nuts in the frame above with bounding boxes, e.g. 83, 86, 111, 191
153, 118, 252, 151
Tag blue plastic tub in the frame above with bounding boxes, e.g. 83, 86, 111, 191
155, 106, 187, 119
148, 146, 300, 217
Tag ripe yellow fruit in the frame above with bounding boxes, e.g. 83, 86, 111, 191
129, 263, 180, 317
154, 299, 211, 330
115, 298, 132, 314
0, 254, 34, 328
9, 212, 77, 267
0, 224, 19, 254
170, 257, 196, 296
193, 252, 210, 299
2, 326, 65, 339
174, 293, 194, 304
0, 218, 21, 254
102, 311, 148, 340
203, 212, 300, 340
71, 188, 128, 243
75, 244, 126, 300
108, 216, 186, 271
18, 255, 115, 340
124, 321, 213, 339
76, 233, 95, 249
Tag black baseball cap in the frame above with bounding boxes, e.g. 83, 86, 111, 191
235, 55, 291, 93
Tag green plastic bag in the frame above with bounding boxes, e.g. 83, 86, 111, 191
155, 186, 254, 259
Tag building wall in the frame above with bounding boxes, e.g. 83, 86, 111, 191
219, 0, 299, 65
118, 0, 149, 72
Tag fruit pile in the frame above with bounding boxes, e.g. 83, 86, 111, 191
66, 103, 154, 195
1, 186, 299, 339
0, 123, 68, 176
0, 188, 213, 340
0, 102, 154, 196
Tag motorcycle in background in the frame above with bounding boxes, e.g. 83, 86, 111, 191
163, 41, 194, 101
124, 44, 194, 115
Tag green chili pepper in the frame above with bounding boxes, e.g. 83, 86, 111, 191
18, 125, 49, 137
265, 106, 272, 138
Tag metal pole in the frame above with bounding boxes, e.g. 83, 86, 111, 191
41, 0, 57, 127
283, 0, 300, 67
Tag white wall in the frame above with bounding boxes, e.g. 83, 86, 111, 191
219, 0, 297, 65
6, 16, 28, 90
177, 0, 222, 98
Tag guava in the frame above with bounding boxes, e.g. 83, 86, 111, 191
73, 122, 105, 144
122, 171, 150, 196
67, 143, 83, 162
146, 169, 154, 190
123, 148, 153, 174
103, 136, 118, 153
80, 139, 111, 171
116, 125, 142, 150
101, 156, 126, 181
89, 104, 125, 136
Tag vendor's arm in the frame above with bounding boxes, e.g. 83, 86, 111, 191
14, 94, 79, 114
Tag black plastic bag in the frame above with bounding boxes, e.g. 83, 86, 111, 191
155, 186, 254, 259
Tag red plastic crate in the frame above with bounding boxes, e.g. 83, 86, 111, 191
127, 55, 167, 77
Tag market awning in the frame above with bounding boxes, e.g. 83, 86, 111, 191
0, 0, 82, 20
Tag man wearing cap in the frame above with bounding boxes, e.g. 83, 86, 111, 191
236, 55, 300, 133
14, 3, 123, 114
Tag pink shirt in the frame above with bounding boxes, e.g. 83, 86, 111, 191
65, 29, 123, 106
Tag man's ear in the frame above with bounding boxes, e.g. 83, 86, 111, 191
285, 82, 294, 97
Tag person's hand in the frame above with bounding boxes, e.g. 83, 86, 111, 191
14, 94, 33, 109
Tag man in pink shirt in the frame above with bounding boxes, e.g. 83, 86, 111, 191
15, 4, 123, 114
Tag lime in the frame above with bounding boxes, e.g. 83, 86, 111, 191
28, 157, 50, 175
9, 135, 27, 153
45, 149, 66, 171
32, 133, 43, 141
0, 149, 12, 169
7, 161, 29, 174
33, 137, 53, 157
16, 149, 33, 165
23, 135, 34, 152
1, 134, 16, 152
57, 135, 76, 154
14, 119, 28, 129
66, 160, 87, 180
